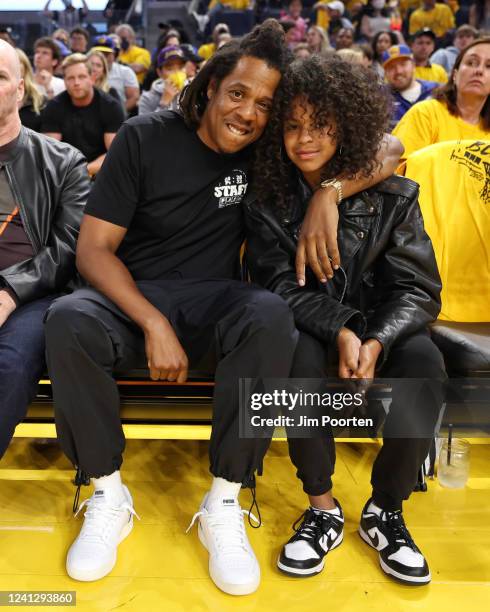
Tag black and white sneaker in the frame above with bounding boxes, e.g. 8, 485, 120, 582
359, 499, 431, 585
277, 501, 344, 577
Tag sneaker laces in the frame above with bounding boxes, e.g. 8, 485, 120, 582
186, 504, 259, 557
381, 510, 417, 552
74, 496, 140, 545
247, 483, 262, 529
292, 508, 341, 543
72, 467, 90, 513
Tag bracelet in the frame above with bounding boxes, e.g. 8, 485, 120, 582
319, 178, 343, 205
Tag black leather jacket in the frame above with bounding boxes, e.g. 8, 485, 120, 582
245, 174, 442, 365
0, 127, 89, 305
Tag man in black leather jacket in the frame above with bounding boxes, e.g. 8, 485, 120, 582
245, 55, 446, 586
0, 40, 89, 459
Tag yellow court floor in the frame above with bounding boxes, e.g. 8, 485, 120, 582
0, 439, 489, 612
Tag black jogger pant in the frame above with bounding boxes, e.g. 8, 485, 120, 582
45, 280, 298, 482
288, 330, 447, 510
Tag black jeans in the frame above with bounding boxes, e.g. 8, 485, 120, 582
288, 330, 447, 510
0, 296, 55, 459
44, 280, 298, 482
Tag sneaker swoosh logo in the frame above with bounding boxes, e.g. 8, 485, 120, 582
367, 530, 379, 548
319, 528, 338, 552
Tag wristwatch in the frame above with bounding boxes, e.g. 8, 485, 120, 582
319, 178, 343, 205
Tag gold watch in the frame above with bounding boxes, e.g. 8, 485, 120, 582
319, 178, 343, 205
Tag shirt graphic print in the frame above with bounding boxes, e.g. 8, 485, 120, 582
214, 169, 248, 208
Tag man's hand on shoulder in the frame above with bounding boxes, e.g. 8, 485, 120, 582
143, 314, 189, 383
296, 185, 340, 286
0, 289, 17, 328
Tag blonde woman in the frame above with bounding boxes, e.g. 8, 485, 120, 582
306, 25, 331, 54
16, 49, 46, 132
87, 50, 122, 107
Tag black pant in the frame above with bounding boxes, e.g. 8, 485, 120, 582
288, 330, 447, 510
44, 280, 298, 482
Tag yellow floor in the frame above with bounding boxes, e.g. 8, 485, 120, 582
0, 439, 489, 611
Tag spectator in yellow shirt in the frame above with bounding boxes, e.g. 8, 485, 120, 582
198, 23, 231, 61
400, 0, 458, 19
409, 0, 455, 40
399, 0, 421, 19
313, 0, 331, 29
208, 0, 250, 8
410, 28, 448, 84
115, 23, 151, 85
314, 0, 364, 28
393, 38, 490, 160
192, 0, 252, 34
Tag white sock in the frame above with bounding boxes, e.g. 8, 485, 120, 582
205, 477, 241, 510
312, 505, 342, 517
367, 500, 384, 516
91, 471, 126, 505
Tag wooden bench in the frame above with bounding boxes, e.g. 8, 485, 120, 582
20, 372, 385, 444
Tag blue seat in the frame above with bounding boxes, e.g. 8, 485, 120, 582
209, 9, 256, 36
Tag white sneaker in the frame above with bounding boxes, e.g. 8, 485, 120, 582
66, 485, 139, 581
187, 494, 261, 595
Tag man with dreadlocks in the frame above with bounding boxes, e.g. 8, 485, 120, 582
45, 20, 401, 594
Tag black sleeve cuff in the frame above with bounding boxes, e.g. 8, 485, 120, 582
0, 280, 20, 306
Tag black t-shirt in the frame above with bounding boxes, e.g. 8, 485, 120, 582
42, 88, 124, 162
19, 101, 45, 133
84, 111, 251, 281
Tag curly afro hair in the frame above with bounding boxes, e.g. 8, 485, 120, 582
252, 54, 390, 218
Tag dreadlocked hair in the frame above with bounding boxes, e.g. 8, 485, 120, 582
180, 19, 293, 128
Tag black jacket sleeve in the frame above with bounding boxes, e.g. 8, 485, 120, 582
245, 199, 366, 346
364, 189, 442, 364
0, 149, 89, 304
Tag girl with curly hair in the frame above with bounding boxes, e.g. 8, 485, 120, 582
245, 55, 445, 585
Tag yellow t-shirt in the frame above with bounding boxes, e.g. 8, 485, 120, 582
414, 63, 448, 84
399, 0, 422, 19
408, 5, 455, 37
209, 0, 250, 8
393, 99, 490, 159
315, 2, 330, 30
118, 45, 151, 85
197, 42, 216, 61
403, 140, 490, 322
316, 0, 366, 29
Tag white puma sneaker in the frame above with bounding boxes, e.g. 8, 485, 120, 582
66, 485, 139, 581
187, 494, 260, 595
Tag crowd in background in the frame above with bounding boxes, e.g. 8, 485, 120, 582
0, 0, 489, 178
